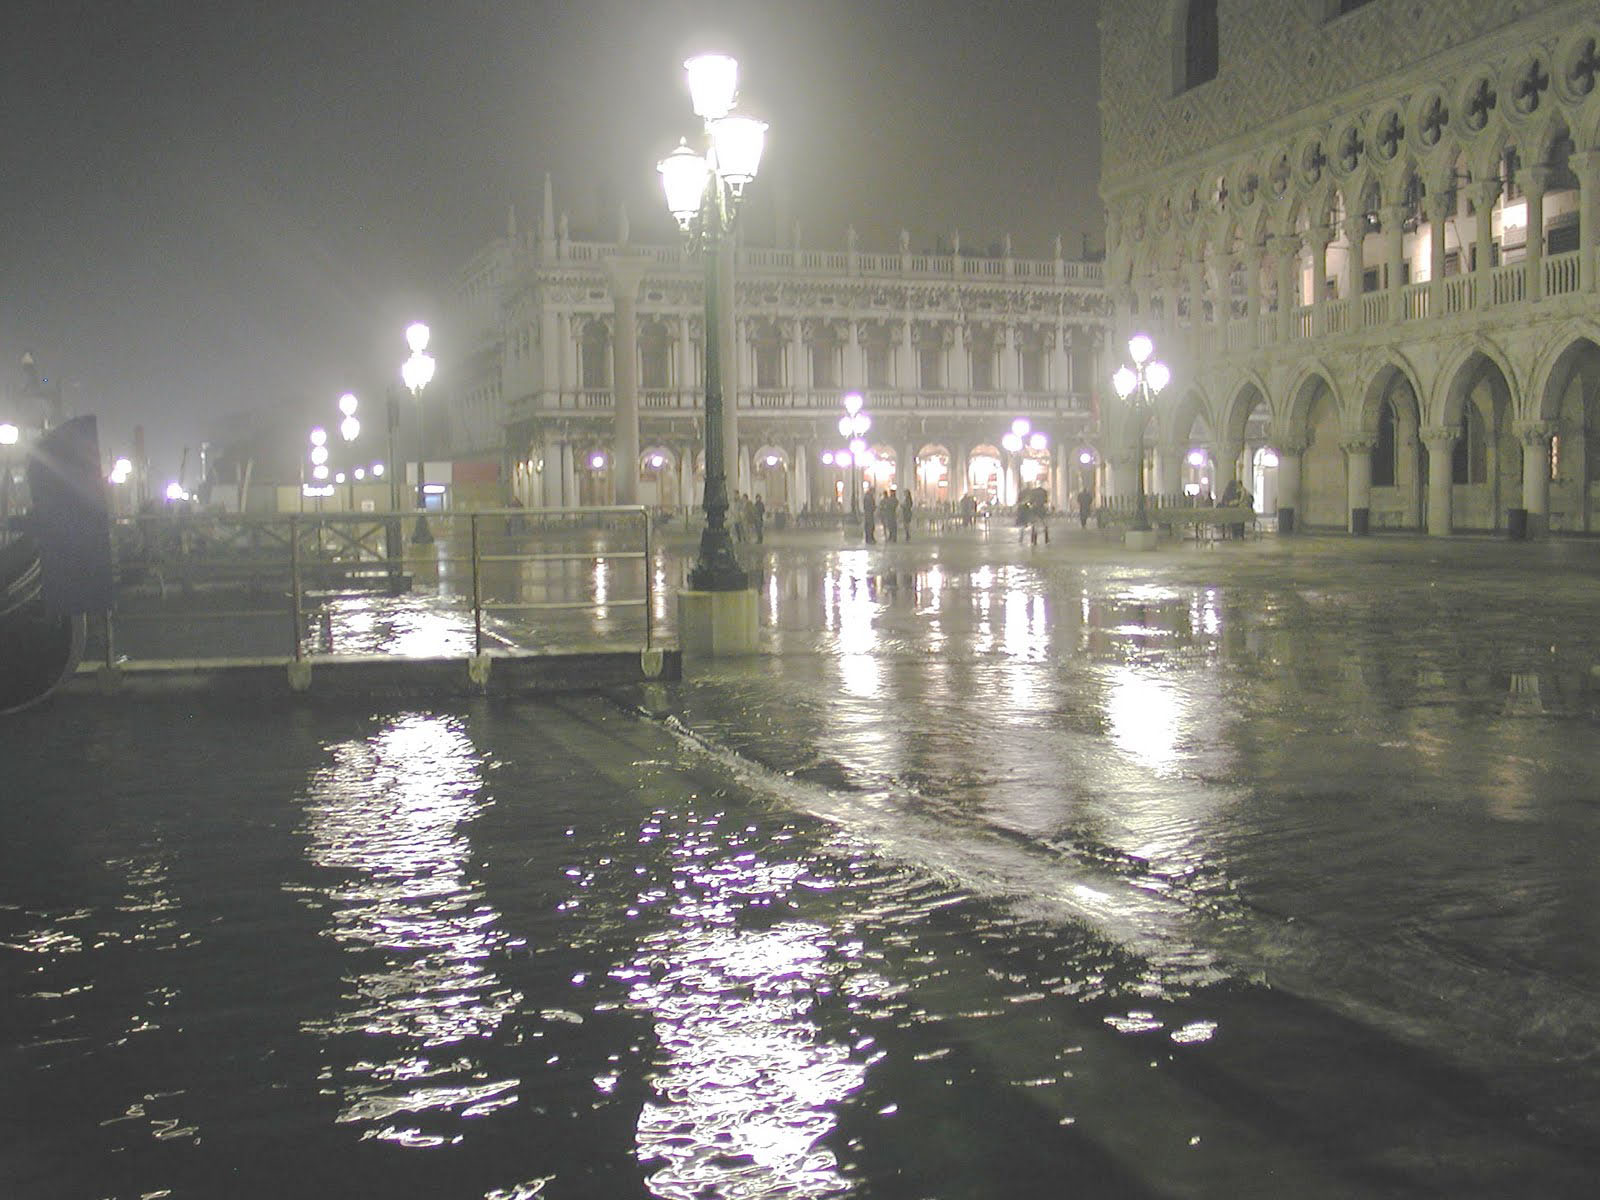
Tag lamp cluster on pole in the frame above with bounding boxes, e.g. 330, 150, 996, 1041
401, 322, 436, 544
1001, 417, 1048, 505
826, 391, 872, 515
658, 53, 768, 592
1110, 334, 1171, 532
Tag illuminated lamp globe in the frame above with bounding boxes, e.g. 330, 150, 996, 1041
685, 53, 739, 120
658, 140, 709, 225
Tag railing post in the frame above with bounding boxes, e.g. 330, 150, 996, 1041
643, 505, 654, 652
289, 515, 303, 660
470, 512, 483, 657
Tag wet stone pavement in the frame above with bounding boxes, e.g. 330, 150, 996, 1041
6, 522, 1600, 1198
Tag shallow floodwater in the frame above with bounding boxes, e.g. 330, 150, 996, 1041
6, 528, 1600, 1197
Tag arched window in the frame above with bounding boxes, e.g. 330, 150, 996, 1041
1181, 0, 1218, 92
1372, 402, 1397, 487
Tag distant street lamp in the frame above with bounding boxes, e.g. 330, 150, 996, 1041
659, 52, 767, 591
1110, 333, 1171, 533
402, 322, 436, 544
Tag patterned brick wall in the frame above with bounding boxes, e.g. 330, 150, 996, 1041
1100, 0, 1575, 189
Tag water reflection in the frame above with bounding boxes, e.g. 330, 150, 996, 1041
618, 809, 869, 1199
293, 714, 522, 1147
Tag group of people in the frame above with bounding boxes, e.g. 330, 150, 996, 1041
861, 487, 914, 543
1217, 479, 1255, 539
730, 492, 767, 543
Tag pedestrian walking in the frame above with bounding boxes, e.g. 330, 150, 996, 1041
862, 487, 877, 543
753, 495, 766, 543
1077, 486, 1094, 529
884, 488, 899, 542
901, 490, 913, 541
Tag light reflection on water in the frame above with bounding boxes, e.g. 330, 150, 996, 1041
293, 714, 523, 1147
619, 809, 869, 1199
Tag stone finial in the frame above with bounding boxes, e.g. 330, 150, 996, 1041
558, 211, 569, 241
900, 228, 910, 254
541, 173, 556, 240
847, 224, 858, 253
1054, 234, 1063, 260
952, 231, 961, 256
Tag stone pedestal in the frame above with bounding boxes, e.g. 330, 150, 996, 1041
677, 588, 759, 656
1124, 529, 1159, 551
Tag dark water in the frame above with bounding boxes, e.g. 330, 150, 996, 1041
7, 530, 1600, 1197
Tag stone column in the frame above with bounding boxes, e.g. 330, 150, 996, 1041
1516, 420, 1557, 538
1380, 204, 1407, 321
1053, 325, 1071, 393
897, 318, 916, 391
560, 439, 578, 508
1216, 439, 1244, 492
1426, 194, 1451, 315
679, 446, 698, 511
1274, 443, 1304, 533
1342, 437, 1375, 534
1341, 215, 1367, 325
1106, 450, 1137, 509
605, 257, 649, 505
1472, 180, 1501, 308
789, 317, 808, 397
677, 316, 696, 396
1272, 234, 1300, 342
1422, 426, 1455, 535
794, 443, 810, 511
1525, 165, 1553, 303
542, 440, 565, 508
999, 324, 1018, 393
1153, 443, 1182, 502
901, 441, 916, 498
1571, 151, 1600, 293
845, 320, 865, 389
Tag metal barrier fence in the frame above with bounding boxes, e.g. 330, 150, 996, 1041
100, 506, 654, 664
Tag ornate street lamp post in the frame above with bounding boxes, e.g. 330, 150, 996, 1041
402, 322, 436, 545
1110, 333, 1171, 535
659, 53, 767, 592
838, 392, 871, 517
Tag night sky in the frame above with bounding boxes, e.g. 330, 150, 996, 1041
0, 0, 1100, 485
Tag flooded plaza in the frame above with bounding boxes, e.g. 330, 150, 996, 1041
6, 525, 1600, 1198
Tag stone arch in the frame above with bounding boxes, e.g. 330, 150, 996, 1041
1436, 345, 1520, 530
1212, 372, 1266, 442
1357, 360, 1427, 529
1531, 332, 1600, 531
1284, 369, 1345, 528
1433, 337, 1522, 426
1528, 321, 1600, 420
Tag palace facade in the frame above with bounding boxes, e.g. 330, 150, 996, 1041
437, 183, 1109, 516
1100, 0, 1600, 534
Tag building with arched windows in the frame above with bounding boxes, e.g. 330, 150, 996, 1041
1100, 0, 1600, 535
436, 183, 1109, 518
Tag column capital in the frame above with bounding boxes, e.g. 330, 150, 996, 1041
1308, 225, 1335, 251
1341, 215, 1368, 243
1425, 192, 1454, 223
1379, 204, 1409, 233
1515, 419, 1559, 445
1339, 436, 1377, 455
1524, 165, 1558, 200
1421, 425, 1457, 448
1567, 150, 1600, 179
1469, 179, 1502, 210
1270, 232, 1302, 258
1271, 438, 1307, 457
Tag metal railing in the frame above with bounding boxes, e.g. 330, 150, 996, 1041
99, 506, 654, 666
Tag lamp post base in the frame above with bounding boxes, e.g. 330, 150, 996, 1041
411, 515, 434, 545
686, 526, 747, 592
677, 586, 758, 656
1124, 528, 1159, 551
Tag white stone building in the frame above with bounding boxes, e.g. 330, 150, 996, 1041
437, 181, 1109, 517
1100, 0, 1600, 534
